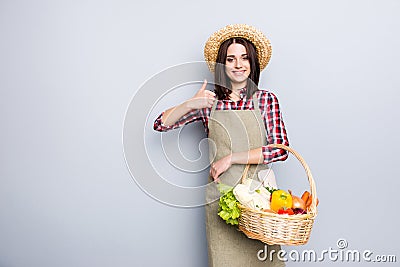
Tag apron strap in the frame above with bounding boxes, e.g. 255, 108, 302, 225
210, 97, 218, 118
252, 91, 260, 113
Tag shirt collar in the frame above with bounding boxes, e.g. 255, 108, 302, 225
239, 87, 247, 99
223, 87, 247, 101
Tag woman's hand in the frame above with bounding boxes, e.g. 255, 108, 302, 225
210, 154, 232, 181
161, 80, 215, 126
186, 80, 216, 110
210, 148, 264, 181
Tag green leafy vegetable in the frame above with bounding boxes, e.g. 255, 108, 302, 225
216, 183, 233, 194
217, 184, 240, 225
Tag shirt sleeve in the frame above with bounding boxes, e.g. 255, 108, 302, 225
258, 91, 290, 164
153, 109, 203, 132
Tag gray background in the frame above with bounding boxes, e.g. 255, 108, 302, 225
1, 0, 399, 266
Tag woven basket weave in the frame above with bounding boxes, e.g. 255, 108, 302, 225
237, 144, 317, 245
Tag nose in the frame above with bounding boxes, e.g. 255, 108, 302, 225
234, 58, 243, 68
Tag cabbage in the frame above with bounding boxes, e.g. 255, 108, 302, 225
233, 180, 271, 211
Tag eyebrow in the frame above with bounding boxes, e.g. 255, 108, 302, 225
226, 54, 248, 57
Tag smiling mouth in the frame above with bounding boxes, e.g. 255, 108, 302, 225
232, 70, 246, 75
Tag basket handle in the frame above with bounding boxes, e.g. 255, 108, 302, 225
240, 144, 317, 213
240, 164, 251, 184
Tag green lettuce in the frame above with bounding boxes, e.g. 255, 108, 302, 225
217, 184, 240, 225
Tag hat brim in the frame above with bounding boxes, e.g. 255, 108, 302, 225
204, 24, 272, 72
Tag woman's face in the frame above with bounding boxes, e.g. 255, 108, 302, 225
225, 43, 251, 89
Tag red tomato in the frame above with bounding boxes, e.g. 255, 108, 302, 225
278, 208, 294, 215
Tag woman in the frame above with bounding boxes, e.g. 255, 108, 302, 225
154, 24, 289, 266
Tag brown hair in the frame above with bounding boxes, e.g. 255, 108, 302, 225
214, 38, 260, 100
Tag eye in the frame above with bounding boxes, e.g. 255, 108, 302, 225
242, 55, 249, 60
226, 58, 234, 62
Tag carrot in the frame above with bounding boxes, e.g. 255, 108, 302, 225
306, 196, 312, 208
301, 191, 310, 203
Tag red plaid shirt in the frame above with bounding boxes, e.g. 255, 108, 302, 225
153, 88, 289, 164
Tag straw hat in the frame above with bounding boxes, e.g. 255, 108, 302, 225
204, 24, 272, 72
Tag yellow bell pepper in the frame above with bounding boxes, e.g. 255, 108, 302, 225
270, 189, 293, 212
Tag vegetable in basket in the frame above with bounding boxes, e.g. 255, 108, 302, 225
288, 189, 306, 214
217, 184, 240, 225
301, 190, 320, 209
278, 208, 294, 215
233, 179, 271, 211
270, 189, 292, 212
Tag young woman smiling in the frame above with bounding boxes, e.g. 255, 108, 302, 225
154, 24, 289, 267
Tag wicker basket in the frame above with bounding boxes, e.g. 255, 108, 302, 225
237, 144, 317, 245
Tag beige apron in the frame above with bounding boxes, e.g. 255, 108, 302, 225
205, 94, 285, 267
